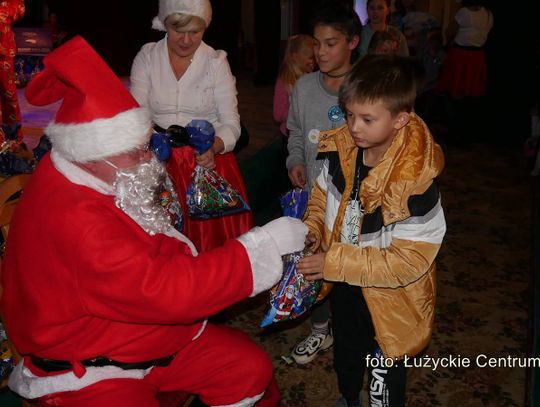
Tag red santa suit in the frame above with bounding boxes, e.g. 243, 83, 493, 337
0, 36, 301, 407
2, 152, 281, 406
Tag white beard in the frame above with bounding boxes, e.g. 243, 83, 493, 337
113, 156, 173, 236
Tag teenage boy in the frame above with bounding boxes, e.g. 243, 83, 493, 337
285, 4, 361, 365
297, 54, 446, 407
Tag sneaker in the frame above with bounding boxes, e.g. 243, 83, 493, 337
290, 330, 333, 364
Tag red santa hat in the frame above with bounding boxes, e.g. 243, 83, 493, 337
152, 0, 212, 31
25, 36, 151, 163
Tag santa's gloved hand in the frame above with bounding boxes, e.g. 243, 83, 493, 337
236, 216, 308, 297
261, 216, 308, 255
186, 119, 215, 155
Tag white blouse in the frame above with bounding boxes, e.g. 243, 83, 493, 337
454, 7, 494, 48
130, 38, 240, 153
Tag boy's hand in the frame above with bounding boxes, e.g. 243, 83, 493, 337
288, 164, 307, 188
305, 232, 317, 247
297, 252, 326, 281
305, 232, 329, 252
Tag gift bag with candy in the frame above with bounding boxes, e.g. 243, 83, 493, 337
260, 189, 321, 328
157, 175, 184, 233
142, 130, 185, 232
185, 120, 250, 219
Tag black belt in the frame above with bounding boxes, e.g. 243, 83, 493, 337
30, 353, 175, 372
153, 124, 189, 147
153, 124, 168, 133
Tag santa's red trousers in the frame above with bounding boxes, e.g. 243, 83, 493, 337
34, 324, 280, 406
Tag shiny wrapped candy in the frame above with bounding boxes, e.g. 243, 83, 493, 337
187, 165, 249, 219
157, 175, 184, 232
185, 119, 250, 219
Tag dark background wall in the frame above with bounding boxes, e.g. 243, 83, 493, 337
17, 0, 244, 76
484, 0, 538, 144
13, 0, 540, 144
296, 0, 353, 34
253, 0, 280, 85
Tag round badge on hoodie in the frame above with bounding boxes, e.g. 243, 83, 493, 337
308, 129, 320, 144
328, 105, 344, 123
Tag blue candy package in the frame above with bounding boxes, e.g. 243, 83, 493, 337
186, 119, 215, 155
279, 188, 309, 218
150, 131, 172, 161
150, 133, 172, 161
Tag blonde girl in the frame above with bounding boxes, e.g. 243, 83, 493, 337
273, 34, 316, 136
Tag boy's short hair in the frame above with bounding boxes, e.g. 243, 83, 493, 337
339, 55, 417, 116
367, 30, 398, 54
310, 3, 362, 41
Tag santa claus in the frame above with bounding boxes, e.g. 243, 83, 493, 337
0, 36, 306, 406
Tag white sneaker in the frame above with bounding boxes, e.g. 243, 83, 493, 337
290, 330, 333, 364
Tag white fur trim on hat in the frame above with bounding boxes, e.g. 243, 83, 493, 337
152, 0, 212, 31
46, 107, 152, 163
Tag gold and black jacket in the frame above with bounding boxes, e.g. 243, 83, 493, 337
305, 113, 446, 359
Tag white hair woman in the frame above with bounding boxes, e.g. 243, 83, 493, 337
130, 0, 253, 253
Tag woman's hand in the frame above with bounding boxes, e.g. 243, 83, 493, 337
196, 148, 216, 169
297, 252, 326, 281
195, 137, 224, 169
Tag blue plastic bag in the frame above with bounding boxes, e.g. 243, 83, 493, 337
279, 188, 309, 218
150, 131, 172, 161
186, 119, 215, 155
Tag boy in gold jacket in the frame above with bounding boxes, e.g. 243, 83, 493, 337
298, 55, 446, 407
